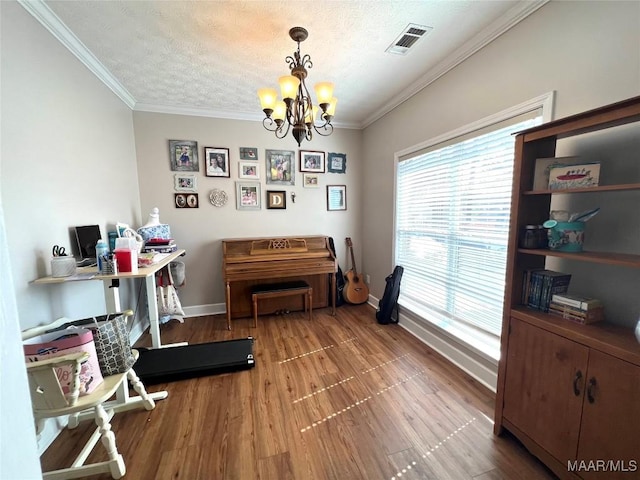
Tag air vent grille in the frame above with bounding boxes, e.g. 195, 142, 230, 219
386, 23, 432, 56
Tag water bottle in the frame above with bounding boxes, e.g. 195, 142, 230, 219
96, 239, 109, 274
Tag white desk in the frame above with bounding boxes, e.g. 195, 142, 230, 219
32, 249, 186, 349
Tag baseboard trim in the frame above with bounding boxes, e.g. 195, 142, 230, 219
183, 303, 226, 318
399, 313, 497, 392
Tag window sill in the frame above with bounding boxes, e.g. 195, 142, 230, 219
399, 298, 500, 365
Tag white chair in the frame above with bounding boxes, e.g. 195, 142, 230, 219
24, 317, 162, 479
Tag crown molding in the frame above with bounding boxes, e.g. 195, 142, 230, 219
133, 103, 264, 122
361, 0, 549, 129
19, 0, 136, 109
133, 103, 361, 129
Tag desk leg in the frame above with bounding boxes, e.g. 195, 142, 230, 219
225, 281, 231, 330
145, 275, 162, 348
103, 279, 121, 313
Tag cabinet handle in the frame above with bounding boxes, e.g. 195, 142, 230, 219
573, 370, 583, 396
587, 377, 597, 403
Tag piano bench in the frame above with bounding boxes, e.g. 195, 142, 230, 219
250, 281, 313, 327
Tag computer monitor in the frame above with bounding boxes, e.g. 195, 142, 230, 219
73, 225, 102, 263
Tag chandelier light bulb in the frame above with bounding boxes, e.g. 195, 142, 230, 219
326, 97, 338, 116
257, 88, 278, 112
314, 82, 334, 106
279, 75, 300, 101
272, 101, 287, 122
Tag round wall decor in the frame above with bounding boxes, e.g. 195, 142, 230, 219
209, 188, 228, 207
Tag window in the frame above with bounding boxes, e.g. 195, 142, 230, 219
394, 95, 552, 360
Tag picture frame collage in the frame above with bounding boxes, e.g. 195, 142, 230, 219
169, 140, 347, 211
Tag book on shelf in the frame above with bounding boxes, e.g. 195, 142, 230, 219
550, 293, 603, 311
548, 301, 605, 324
524, 269, 571, 312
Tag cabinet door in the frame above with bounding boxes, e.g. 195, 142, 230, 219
503, 318, 589, 463
577, 350, 640, 479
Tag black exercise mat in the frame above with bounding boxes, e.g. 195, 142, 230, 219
134, 337, 255, 385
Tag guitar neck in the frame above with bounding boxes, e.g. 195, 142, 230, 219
346, 237, 359, 276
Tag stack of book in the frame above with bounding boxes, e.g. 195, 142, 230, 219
522, 269, 572, 312
549, 294, 604, 324
142, 238, 177, 254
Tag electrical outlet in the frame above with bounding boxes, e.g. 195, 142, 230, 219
366, 274, 371, 284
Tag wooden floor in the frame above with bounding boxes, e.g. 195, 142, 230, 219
41, 304, 556, 479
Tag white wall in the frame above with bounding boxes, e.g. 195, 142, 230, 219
1, 1, 142, 331
133, 112, 362, 311
0, 1, 143, 471
361, 1, 640, 325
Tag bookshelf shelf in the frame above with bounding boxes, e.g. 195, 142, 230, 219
517, 248, 640, 268
523, 182, 640, 195
494, 96, 640, 480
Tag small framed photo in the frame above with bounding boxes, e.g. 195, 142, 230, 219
327, 152, 347, 174
300, 150, 325, 173
238, 161, 259, 180
169, 140, 199, 172
303, 173, 320, 188
236, 181, 261, 210
239, 147, 258, 161
175, 193, 199, 208
266, 190, 286, 209
204, 147, 230, 177
266, 149, 295, 185
174, 174, 197, 192
327, 185, 347, 211
186, 193, 199, 208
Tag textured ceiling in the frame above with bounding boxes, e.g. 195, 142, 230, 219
32, 0, 545, 128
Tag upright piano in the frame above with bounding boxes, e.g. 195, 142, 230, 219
222, 235, 337, 329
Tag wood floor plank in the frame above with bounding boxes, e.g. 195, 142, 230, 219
39, 304, 556, 479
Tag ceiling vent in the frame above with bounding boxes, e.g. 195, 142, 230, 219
385, 23, 433, 56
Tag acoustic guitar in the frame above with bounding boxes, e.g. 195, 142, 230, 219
343, 237, 370, 305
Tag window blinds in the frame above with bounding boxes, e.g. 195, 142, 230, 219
395, 113, 542, 345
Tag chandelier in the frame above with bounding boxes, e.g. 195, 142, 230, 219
258, 27, 337, 147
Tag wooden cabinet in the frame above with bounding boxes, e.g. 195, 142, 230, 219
494, 96, 640, 480
503, 318, 588, 464
577, 349, 640, 480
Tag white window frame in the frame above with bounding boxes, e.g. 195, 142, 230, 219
392, 92, 555, 366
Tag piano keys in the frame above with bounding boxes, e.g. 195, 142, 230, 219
222, 236, 337, 329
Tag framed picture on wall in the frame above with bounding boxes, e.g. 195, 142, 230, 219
169, 140, 199, 172
266, 190, 286, 209
238, 161, 259, 180
327, 152, 347, 174
265, 149, 295, 185
326, 185, 346, 211
175, 193, 199, 208
300, 150, 325, 173
303, 173, 320, 188
239, 147, 258, 160
236, 181, 261, 210
204, 147, 230, 177
174, 174, 197, 192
